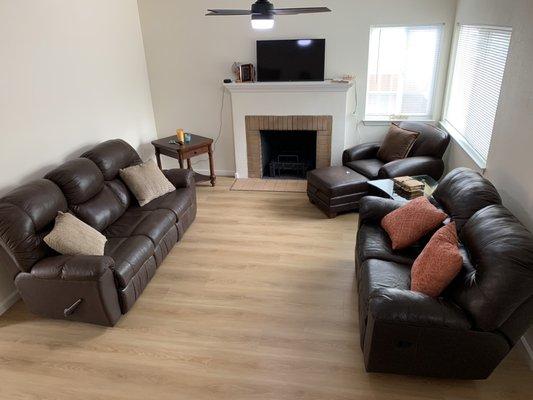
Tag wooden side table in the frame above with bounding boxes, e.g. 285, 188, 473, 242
152, 134, 216, 186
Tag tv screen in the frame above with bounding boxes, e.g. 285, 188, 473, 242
257, 39, 325, 82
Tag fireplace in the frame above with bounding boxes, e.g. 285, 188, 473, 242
261, 130, 317, 179
245, 115, 332, 179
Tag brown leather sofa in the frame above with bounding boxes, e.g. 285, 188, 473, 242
0, 139, 196, 326
355, 168, 533, 379
343, 122, 450, 180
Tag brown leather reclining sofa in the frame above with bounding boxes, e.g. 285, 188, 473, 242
356, 168, 533, 379
0, 139, 196, 326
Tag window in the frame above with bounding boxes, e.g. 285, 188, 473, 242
442, 25, 512, 167
365, 25, 443, 121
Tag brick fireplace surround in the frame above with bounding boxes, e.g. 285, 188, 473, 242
245, 115, 333, 179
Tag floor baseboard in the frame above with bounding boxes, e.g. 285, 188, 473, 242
0, 289, 19, 315
194, 169, 235, 178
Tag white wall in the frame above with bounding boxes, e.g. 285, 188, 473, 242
138, 0, 458, 175
0, 0, 156, 310
444, 0, 533, 356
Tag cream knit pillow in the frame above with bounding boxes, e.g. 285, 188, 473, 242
119, 159, 175, 206
44, 212, 107, 256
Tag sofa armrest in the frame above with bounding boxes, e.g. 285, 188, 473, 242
163, 169, 195, 189
342, 142, 381, 164
378, 157, 444, 180
359, 196, 404, 225
30, 255, 115, 281
15, 255, 122, 326
368, 288, 472, 330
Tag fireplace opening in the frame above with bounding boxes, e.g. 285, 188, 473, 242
260, 130, 317, 179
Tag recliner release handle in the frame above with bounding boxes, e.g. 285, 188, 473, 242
64, 298, 83, 318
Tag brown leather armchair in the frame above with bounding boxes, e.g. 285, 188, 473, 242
343, 122, 450, 180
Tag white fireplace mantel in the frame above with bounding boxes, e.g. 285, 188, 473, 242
224, 80, 354, 93
224, 80, 356, 178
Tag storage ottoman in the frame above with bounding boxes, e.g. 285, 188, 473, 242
307, 166, 369, 218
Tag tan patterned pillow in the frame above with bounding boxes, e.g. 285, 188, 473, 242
119, 159, 175, 206
381, 197, 448, 250
44, 212, 107, 256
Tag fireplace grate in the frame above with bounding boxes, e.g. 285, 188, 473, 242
268, 154, 308, 179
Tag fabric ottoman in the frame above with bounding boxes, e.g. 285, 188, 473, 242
307, 166, 369, 218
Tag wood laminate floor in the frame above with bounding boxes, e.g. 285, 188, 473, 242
0, 177, 531, 399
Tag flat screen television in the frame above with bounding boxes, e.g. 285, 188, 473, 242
256, 39, 325, 82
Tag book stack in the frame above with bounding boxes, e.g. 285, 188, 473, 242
393, 176, 425, 199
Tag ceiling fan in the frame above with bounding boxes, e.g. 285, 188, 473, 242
206, 0, 331, 30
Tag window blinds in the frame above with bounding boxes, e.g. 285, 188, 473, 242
443, 25, 512, 163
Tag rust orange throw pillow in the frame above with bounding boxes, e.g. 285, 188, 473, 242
381, 197, 447, 250
411, 222, 463, 297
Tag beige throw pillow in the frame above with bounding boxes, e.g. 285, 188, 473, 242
44, 212, 107, 256
119, 159, 175, 206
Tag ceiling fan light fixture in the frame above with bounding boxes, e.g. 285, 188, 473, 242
251, 14, 274, 30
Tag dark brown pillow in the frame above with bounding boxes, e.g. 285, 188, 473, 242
377, 124, 419, 163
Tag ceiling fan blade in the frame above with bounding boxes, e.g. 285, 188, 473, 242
272, 7, 331, 15
206, 9, 252, 16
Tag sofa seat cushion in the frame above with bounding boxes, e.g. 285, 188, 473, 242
360, 259, 412, 304
105, 236, 154, 287
138, 187, 193, 220
103, 208, 175, 248
357, 224, 419, 267
345, 159, 384, 179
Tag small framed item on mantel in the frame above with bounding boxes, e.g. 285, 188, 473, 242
239, 63, 255, 82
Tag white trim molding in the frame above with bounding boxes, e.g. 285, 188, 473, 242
193, 169, 235, 178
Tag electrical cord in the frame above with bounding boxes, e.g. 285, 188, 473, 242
191, 86, 226, 166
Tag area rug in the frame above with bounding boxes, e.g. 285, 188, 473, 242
230, 178, 307, 193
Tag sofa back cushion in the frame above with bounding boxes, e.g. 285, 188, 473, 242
453, 205, 533, 332
81, 139, 142, 181
432, 168, 502, 231
397, 122, 450, 158
45, 159, 104, 204
45, 158, 129, 231
0, 180, 67, 275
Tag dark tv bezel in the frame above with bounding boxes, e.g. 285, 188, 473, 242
256, 39, 326, 82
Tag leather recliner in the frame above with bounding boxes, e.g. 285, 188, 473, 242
0, 139, 197, 326
355, 168, 533, 379
343, 122, 450, 180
